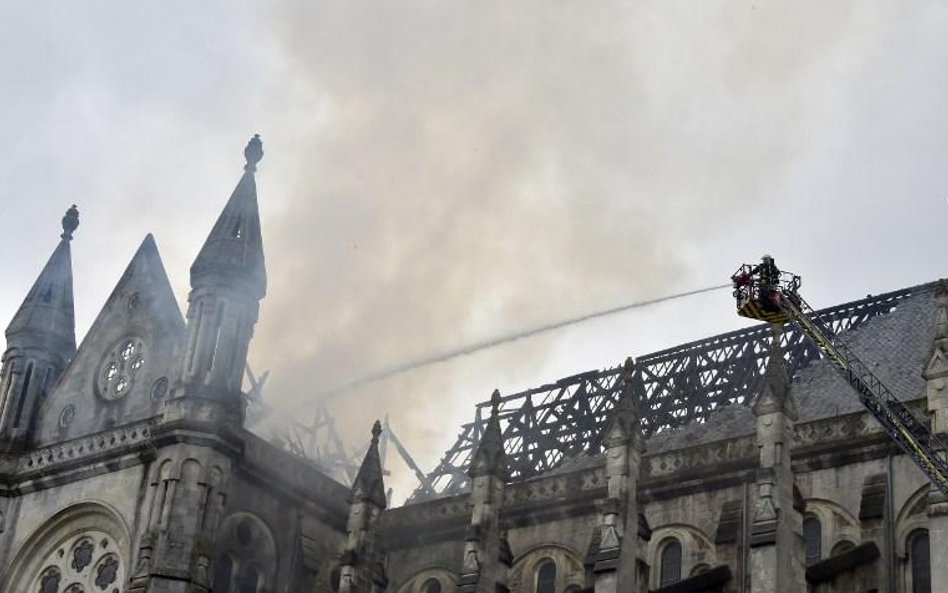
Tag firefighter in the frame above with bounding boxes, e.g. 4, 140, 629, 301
754, 254, 780, 288
752, 255, 782, 312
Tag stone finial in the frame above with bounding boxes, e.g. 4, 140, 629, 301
61, 205, 79, 240
190, 133, 267, 298
350, 419, 387, 508
244, 134, 264, 172
468, 389, 508, 480
371, 419, 382, 444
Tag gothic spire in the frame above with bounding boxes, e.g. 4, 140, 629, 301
603, 357, 642, 448
351, 420, 387, 508
190, 135, 267, 299
5, 205, 78, 359
468, 389, 508, 480
752, 325, 797, 420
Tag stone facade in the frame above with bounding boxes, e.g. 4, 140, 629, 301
0, 137, 944, 593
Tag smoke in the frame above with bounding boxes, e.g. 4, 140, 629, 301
241, 0, 865, 498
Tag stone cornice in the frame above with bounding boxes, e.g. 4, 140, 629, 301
644, 434, 757, 480
0, 413, 351, 525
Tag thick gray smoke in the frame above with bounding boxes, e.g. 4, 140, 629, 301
246, 1, 866, 497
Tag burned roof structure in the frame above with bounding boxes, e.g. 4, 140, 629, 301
412, 281, 937, 500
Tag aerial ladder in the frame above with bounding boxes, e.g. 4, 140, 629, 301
732, 256, 948, 496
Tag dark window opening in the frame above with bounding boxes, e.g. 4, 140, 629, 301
3, 361, 15, 403
911, 529, 930, 593
803, 517, 822, 566
13, 362, 33, 428
659, 538, 682, 587
238, 564, 259, 593
536, 560, 556, 593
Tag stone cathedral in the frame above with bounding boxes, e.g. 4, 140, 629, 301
0, 136, 945, 593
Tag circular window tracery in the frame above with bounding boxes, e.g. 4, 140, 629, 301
96, 338, 146, 401
71, 538, 94, 573
38, 567, 60, 593
27, 531, 124, 593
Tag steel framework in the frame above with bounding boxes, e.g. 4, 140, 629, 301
409, 281, 936, 501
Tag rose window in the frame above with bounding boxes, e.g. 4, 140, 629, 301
28, 531, 124, 593
96, 337, 146, 401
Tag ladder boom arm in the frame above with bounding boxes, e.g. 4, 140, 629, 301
780, 293, 948, 495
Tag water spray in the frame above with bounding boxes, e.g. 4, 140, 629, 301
287, 283, 732, 410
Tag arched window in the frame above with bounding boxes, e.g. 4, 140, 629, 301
423, 578, 442, 593
215, 514, 276, 593
659, 538, 682, 586
536, 559, 556, 593
803, 516, 822, 566
213, 554, 233, 593
910, 530, 930, 593
238, 565, 260, 593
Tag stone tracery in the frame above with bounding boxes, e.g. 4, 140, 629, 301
28, 530, 124, 593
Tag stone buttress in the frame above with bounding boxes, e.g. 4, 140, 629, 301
592, 358, 647, 593
924, 281, 948, 592
748, 326, 805, 593
129, 136, 267, 593
459, 389, 510, 593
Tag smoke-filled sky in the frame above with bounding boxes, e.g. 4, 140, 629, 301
2, 2, 948, 502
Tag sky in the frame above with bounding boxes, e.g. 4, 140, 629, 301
2, 1, 948, 503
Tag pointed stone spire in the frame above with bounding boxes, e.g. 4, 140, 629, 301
191, 134, 266, 299
0, 206, 79, 451
468, 389, 507, 480
6, 205, 78, 357
752, 326, 797, 420
176, 136, 269, 409
351, 420, 387, 508
339, 420, 389, 593
602, 358, 642, 449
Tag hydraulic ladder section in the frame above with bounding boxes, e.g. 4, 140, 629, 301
732, 260, 948, 496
